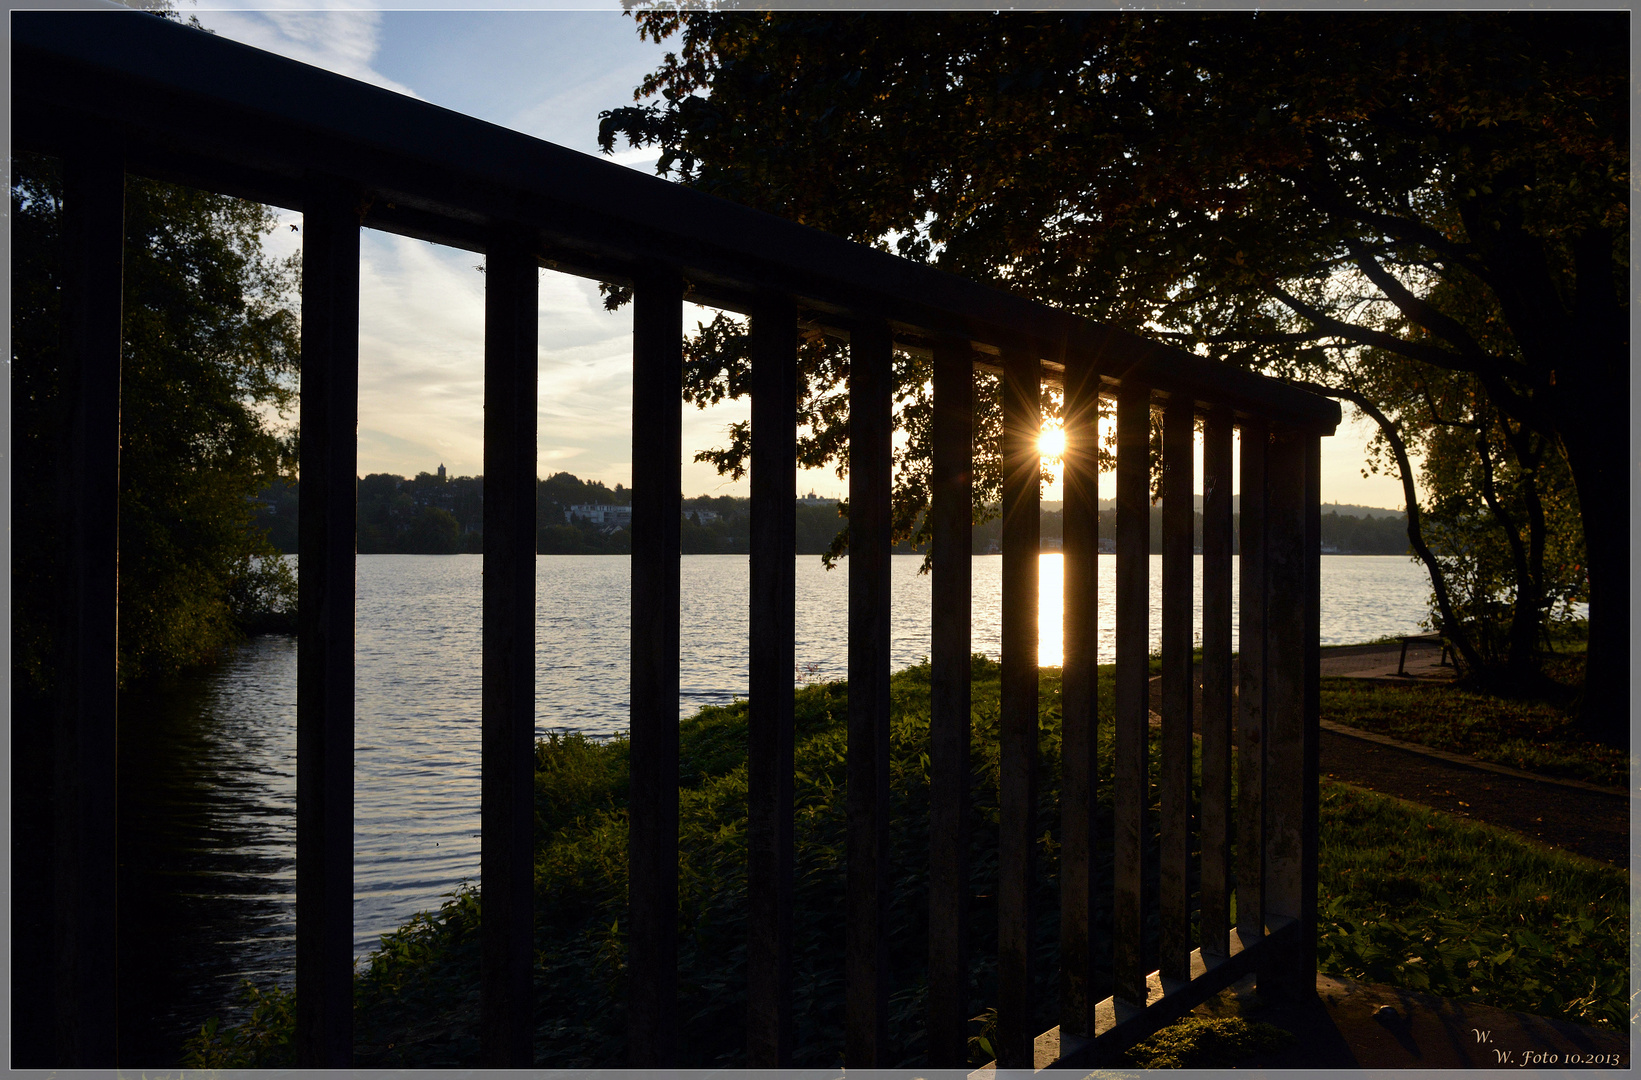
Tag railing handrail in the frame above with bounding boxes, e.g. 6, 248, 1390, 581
18, 9, 1329, 1071
14, 9, 1339, 434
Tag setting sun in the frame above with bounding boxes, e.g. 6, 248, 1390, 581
1038, 424, 1066, 463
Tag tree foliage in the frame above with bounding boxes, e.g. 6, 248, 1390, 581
599, 10, 1627, 739
1355, 350, 1588, 676
13, 152, 300, 687
670, 309, 1019, 565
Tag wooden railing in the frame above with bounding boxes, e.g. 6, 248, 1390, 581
15, 9, 1338, 1070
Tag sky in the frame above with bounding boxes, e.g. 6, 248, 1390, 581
190, 3, 1409, 511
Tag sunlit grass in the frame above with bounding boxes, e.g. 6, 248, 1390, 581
1316, 780, 1627, 1029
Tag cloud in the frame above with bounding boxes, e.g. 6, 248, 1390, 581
350, 232, 665, 485
191, 7, 422, 99
603, 146, 665, 174
354, 233, 487, 475
358, 427, 446, 474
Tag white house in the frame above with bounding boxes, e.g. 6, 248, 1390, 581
565, 504, 633, 528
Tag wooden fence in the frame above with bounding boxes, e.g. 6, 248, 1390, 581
15, 9, 1338, 1069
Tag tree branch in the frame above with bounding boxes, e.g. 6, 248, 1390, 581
1342, 236, 1501, 370
1265, 281, 1480, 372
1148, 329, 1322, 346
1282, 143, 1495, 289
1265, 280, 1549, 431
1289, 377, 1484, 672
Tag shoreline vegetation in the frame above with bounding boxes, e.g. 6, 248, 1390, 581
252, 472, 1416, 558
186, 641, 1625, 1069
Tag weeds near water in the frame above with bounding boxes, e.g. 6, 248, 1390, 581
183, 654, 1629, 1068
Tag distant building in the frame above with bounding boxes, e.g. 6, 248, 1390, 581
566, 504, 633, 529
437, 463, 446, 481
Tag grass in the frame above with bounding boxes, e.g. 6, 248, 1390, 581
1316, 781, 1626, 1028
183, 656, 1629, 1069
1318, 647, 1627, 788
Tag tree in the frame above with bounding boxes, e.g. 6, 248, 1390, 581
1344, 352, 1588, 680
12, 152, 300, 688
402, 506, 462, 555
600, 11, 1627, 742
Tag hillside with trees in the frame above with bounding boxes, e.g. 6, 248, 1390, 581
259, 478, 1409, 557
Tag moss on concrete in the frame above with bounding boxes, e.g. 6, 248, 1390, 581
1123, 1016, 1295, 1068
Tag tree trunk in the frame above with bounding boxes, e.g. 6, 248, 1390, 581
1295, 382, 1483, 672
1544, 279, 1628, 747
1472, 412, 1541, 675
1499, 421, 1552, 674
1558, 419, 1628, 748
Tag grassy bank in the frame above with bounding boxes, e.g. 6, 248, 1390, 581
186, 658, 1628, 1068
1318, 635, 1626, 788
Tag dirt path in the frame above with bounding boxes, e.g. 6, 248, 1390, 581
1319, 726, 1629, 866
1149, 644, 1629, 866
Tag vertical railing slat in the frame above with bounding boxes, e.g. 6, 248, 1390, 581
296, 186, 360, 1068
1112, 379, 1150, 1005
926, 343, 974, 1067
1058, 355, 1101, 1037
1235, 422, 1268, 945
1300, 433, 1323, 983
54, 150, 123, 1066
747, 297, 798, 1067
845, 319, 893, 1066
628, 268, 683, 1067
997, 350, 1041, 1068
480, 241, 538, 1066
1158, 395, 1194, 981
1263, 427, 1307, 992
1198, 408, 1235, 958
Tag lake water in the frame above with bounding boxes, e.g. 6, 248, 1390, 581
121, 552, 1434, 1062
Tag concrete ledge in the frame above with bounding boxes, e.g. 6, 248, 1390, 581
1195, 971, 1630, 1070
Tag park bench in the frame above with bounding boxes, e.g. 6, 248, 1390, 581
1397, 632, 1454, 676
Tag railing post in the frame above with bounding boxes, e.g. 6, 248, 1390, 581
747, 296, 798, 1067
1263, 426, 1312, 996
1198, 408, 1235, 959
628, 267, 683, 1067
296, 183, 360, 1068
926, 342, 974, 1067
997, 349, 1041, 1068
1058, 354, 1101, 1037
1158, 394, 1195, 982
53, 149, 124, 1067
480, 240, 538, 1066
846, 318, 894, 1066
1112, 378, 1151, 1006
1236, 422, 1268, 948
